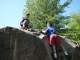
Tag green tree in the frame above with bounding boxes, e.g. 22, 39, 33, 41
68, 14, 80, 31
63, 14, 80, 43
24, 0, 72, 29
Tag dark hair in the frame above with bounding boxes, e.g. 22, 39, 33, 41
27, 13, 30, 16
49, 23, 53, 27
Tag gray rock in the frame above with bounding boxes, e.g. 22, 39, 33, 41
0, 27, 52, 60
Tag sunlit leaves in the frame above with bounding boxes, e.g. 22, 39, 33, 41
68, 14, 80, 31
25, 0, 72, 29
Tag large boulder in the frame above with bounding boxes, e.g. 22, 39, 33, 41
71, 45, 80, 60
0, 27, 52, 60
62, 36, 80, 60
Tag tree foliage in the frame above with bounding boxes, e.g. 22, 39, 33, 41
61, 14, 80, 43
68, 14, 80, 31
24, 0, 72, 29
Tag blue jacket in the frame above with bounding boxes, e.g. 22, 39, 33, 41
46, 26, 56, 37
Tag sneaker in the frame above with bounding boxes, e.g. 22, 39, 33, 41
54, 53, 57, 58
64, 51, 68, 56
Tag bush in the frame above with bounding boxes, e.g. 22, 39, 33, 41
60, 30, 80, 44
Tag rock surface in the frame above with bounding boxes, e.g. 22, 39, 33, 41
0, 26, 80, 60
0, 27, 52, 60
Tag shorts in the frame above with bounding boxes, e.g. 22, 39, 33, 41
47, 35, 62, 46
